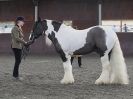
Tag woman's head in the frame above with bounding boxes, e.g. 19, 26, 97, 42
16, 16, 25, 27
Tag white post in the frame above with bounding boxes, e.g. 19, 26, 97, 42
98, 3, 102, 25
35, 5, 38, 21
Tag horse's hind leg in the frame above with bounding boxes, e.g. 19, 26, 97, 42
78, 57, 82, 67
95, 53, 111, 85
71, 57, 74, 64
61, 54, 74, 84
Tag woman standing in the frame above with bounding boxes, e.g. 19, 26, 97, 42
11, 16, 27, 79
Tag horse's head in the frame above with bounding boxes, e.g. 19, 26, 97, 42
29, 17, 48, 41
29, 18, 62, 42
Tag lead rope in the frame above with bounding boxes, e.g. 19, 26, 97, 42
21, 44, 30, 60
21, 38, 35, 60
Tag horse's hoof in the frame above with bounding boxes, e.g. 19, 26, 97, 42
95, 79, 110, 85
60, 79, 74, 84
110, 80, 129, 85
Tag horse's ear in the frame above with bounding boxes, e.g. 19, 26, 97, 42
38, 17, 41, 22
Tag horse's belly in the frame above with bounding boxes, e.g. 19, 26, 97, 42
73, 43, 94, 55
61, 40, 87, 54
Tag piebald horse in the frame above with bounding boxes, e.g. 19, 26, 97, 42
29, 18, 129, 85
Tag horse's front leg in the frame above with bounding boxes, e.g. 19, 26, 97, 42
52, 38, 74, 84
60, 54, 74, 84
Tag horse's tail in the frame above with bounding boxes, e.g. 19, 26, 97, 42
110, 39, 129, 84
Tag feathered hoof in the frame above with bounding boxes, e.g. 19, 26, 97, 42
60, 78, 74, 84
95, 78, 110, 85
110, 79, 129, 85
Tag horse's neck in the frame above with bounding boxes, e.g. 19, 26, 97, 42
58, 24, 78, 34
45, 23, 73, 36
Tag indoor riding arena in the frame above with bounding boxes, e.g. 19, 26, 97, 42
0, 0, 133, 99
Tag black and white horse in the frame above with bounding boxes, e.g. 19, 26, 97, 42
29, 18, 129, 85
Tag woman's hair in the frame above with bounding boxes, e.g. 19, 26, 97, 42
15, 16, 24, 25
